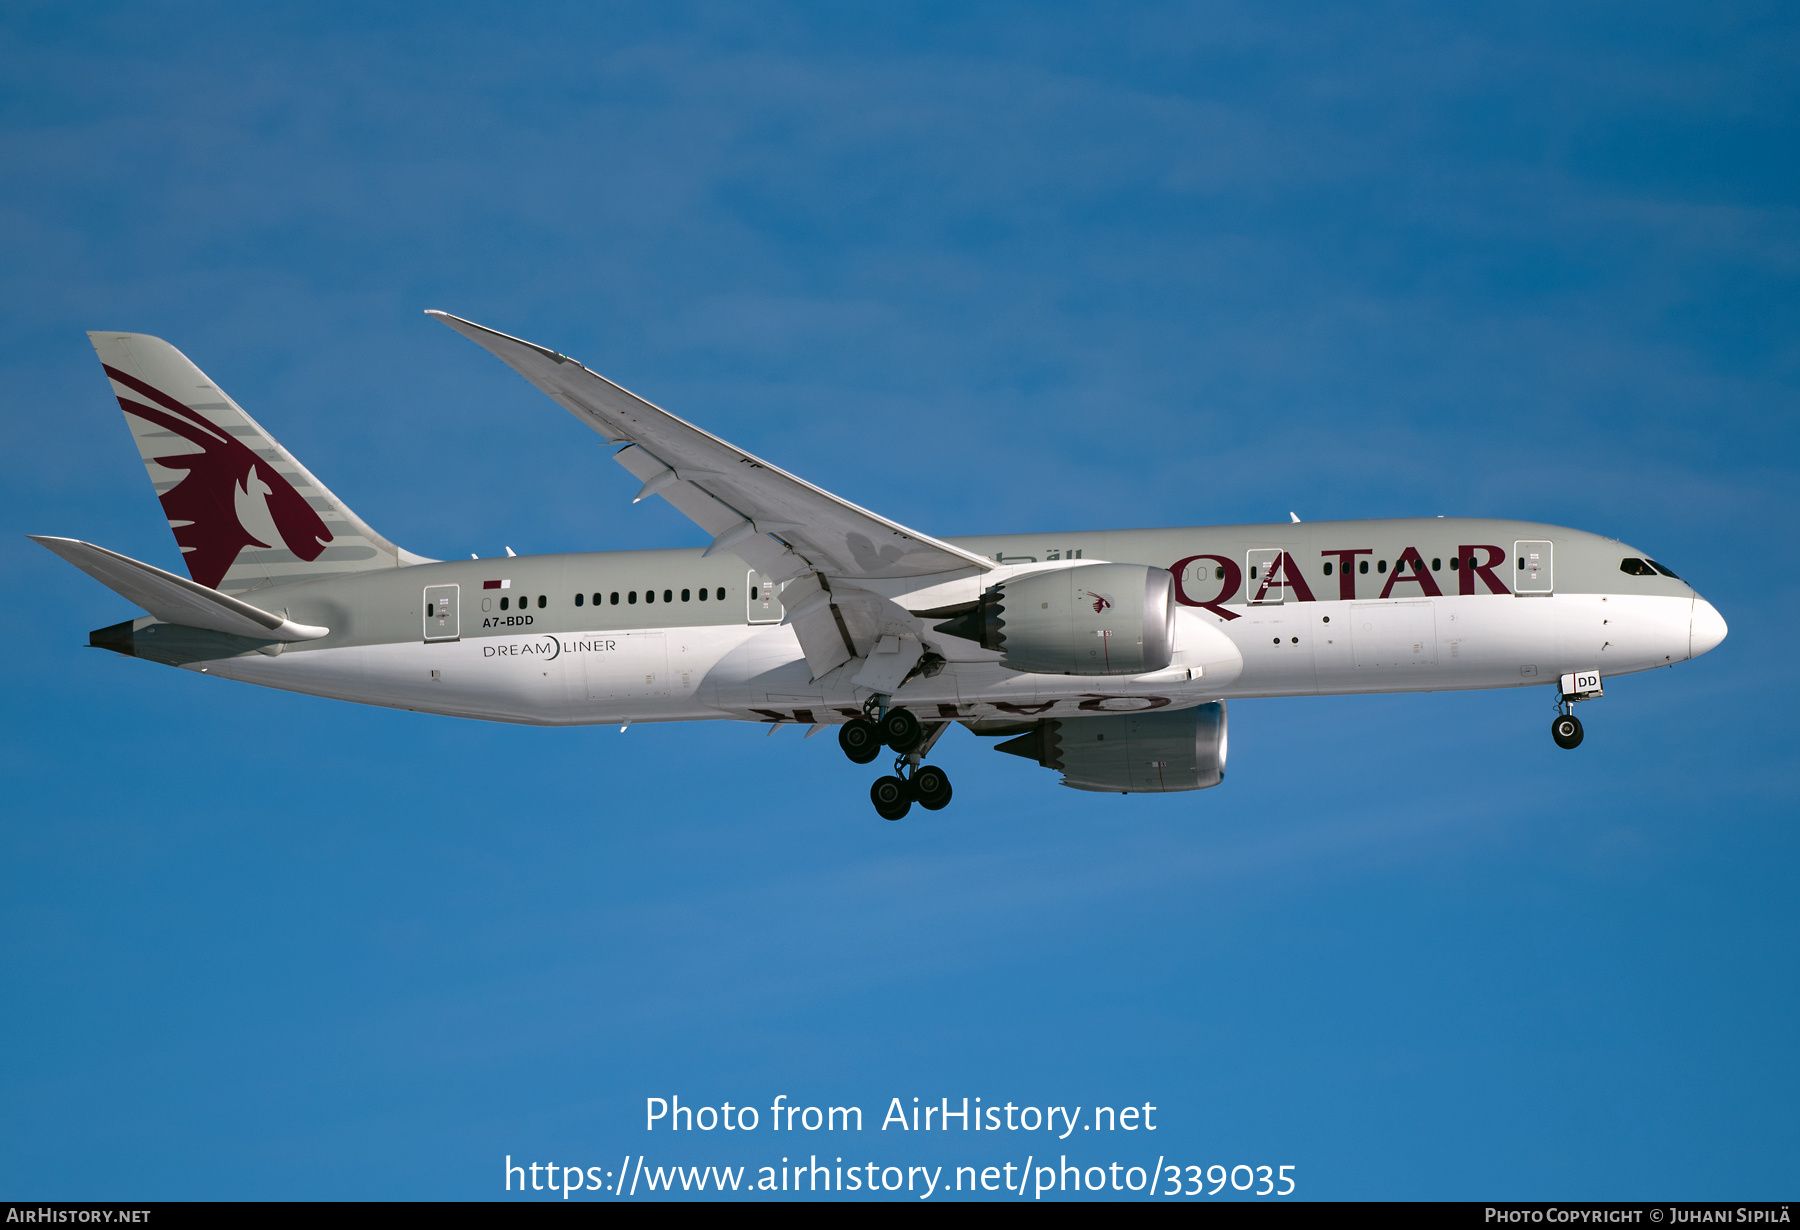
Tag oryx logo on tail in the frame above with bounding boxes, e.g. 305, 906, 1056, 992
103, 364, 332, 589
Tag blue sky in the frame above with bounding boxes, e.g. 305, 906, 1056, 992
1, 1, 1795, 1200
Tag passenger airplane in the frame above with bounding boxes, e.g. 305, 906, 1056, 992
35, 314, 1728, 819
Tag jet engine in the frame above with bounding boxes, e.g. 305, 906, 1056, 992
929, 562, 1176, 676
992, 702, 1227, 793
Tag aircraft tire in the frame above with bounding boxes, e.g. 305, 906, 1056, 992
1551, 714, 1584, 749
913, 765, 952, 811
871, 775, 913, 820
839, 718, 882, 764
881, 707, 924, 753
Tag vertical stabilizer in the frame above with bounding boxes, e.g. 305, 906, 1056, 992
89, 332, 431, 593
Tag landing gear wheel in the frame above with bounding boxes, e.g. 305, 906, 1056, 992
871, 775, 913, 820
913, 765, 953, 811
839, 718, 882, 764
880, 707, 923, 753
1551, 713, 1584, 749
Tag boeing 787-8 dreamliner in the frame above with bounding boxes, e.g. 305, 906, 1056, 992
35, 313, 1727, 818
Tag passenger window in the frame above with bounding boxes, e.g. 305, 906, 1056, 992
1431, 558, 1441, 571
1214, 567, 1224, 580
1619, 558, 1656, 577
593, 593, 602, 606
646, 590, 655, 604
575, 593, 583, 607
663, 589, 672, 603
1648, 560, 1681, 579
538, 595, 546, 608
1323, 562, 1333, 575
1377, 560, 1387, 573
629, 591, 637, 604
610, 592, 619, 605
698, 586, 708, 601
1359, 560, 1368, 574
716, 587, 726, 600
1450, 557, 1460, 570
500, 597, 510, 610
682, 588, 691, 601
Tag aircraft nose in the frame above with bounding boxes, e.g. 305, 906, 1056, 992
1690, 598, 1728, 659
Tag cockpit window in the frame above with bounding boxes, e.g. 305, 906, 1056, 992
1619, 558, 1657, 577
1647, 560, 1681, 580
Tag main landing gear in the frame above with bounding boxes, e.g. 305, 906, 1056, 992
844, 701, 952, 820
838, 718, 882, 764
871, 759, 953, 821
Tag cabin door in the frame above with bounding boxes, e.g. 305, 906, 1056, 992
423, 584, 460, 642
1245, 548, 1285, 605
1514, 540, 1554, 595
746, 571, 786, 624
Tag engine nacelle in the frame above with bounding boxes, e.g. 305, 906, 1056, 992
994, 702, 1227, 794
930, 562, 1176, 676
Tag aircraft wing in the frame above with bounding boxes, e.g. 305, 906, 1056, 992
428, 311, 991, 581
429, 311, 993, 679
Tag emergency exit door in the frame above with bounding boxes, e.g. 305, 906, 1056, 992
423, 584, 460, 641
1514, 540, 1554, 595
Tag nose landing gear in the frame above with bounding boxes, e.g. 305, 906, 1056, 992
1550, 669, 1602, 750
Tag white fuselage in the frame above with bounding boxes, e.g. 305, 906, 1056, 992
199, 588, 1707, 728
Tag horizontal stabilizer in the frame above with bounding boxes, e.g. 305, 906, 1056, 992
30, 536, 329, 642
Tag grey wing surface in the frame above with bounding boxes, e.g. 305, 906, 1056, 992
428, 311, 992, 679
427, 311, 990, 582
